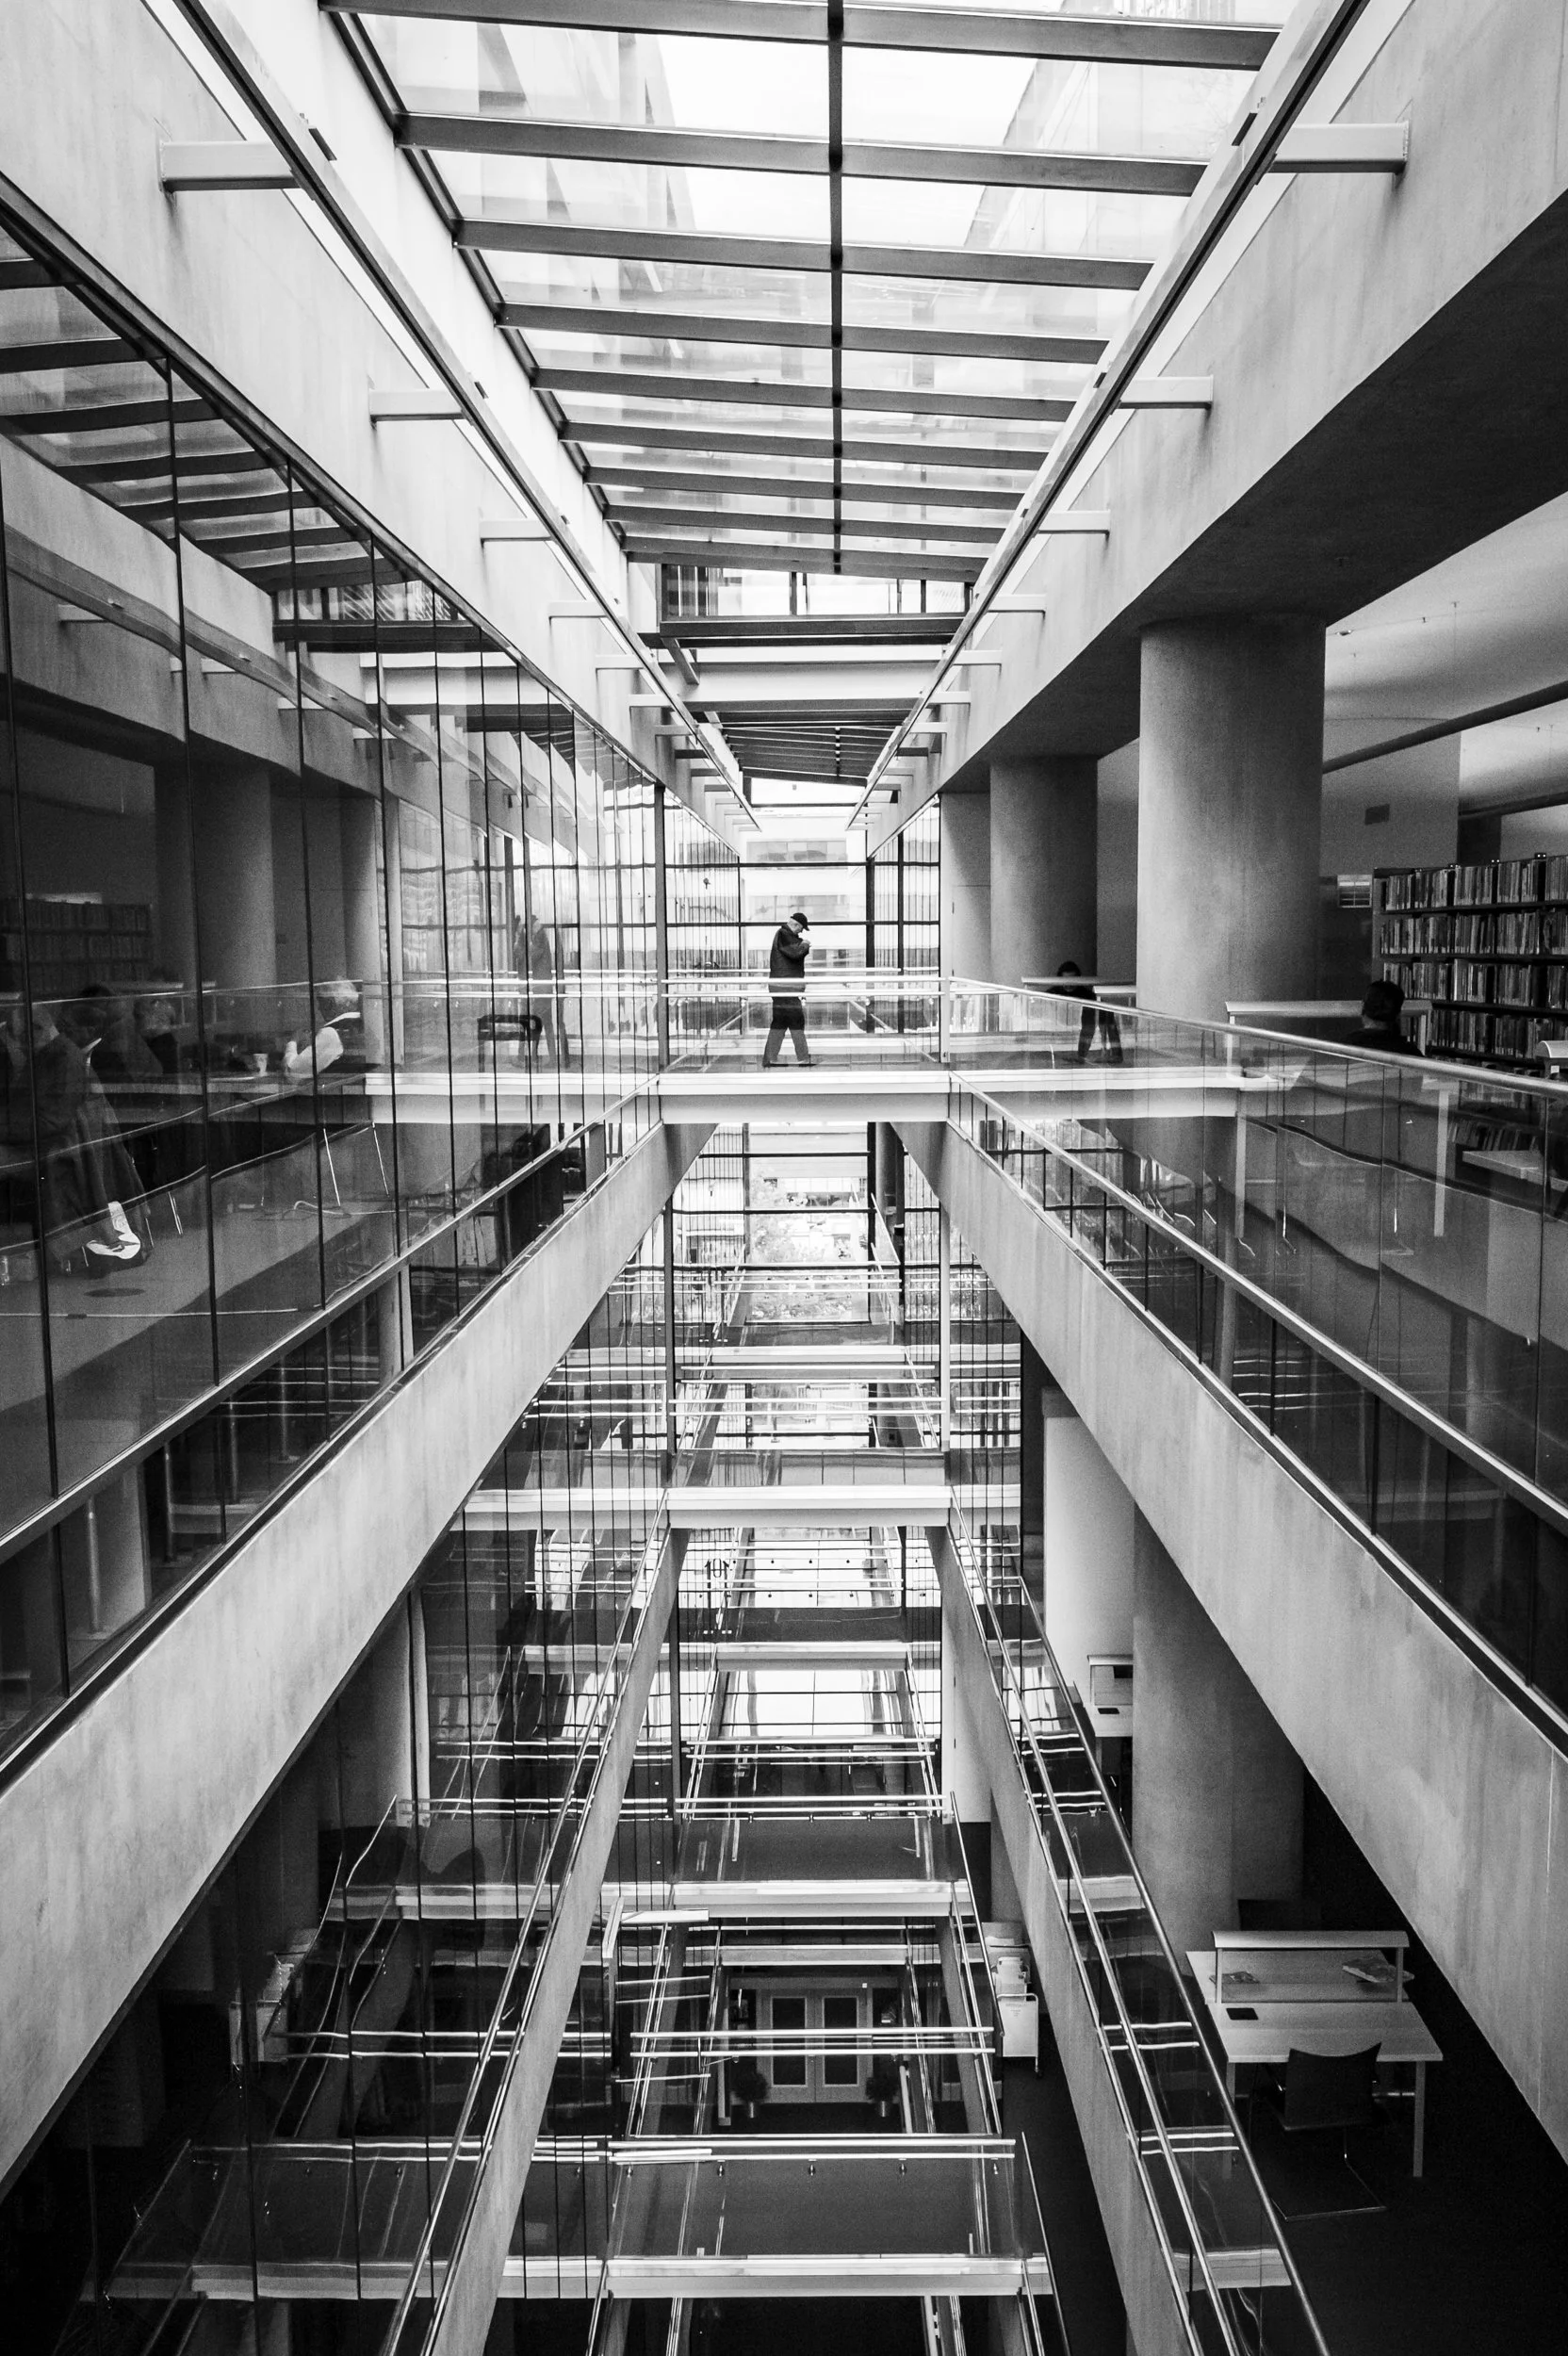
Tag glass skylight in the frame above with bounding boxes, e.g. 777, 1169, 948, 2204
336, 4, 1284, 589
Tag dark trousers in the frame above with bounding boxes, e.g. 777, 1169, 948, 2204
1076, 1004, 1123, 1064
762, 995, 810, 1066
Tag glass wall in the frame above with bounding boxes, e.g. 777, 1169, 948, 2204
0, 211, 660, 1764
664, 787, 743, 1046
0, 1228, 666, 2351
869, 800, 939, 1033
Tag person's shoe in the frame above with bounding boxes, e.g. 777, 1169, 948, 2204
85, 1234, 143, 1268
106, 1201, 139, 1248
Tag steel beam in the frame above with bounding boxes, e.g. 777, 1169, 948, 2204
0, 336, 138, 374
499, 300, 1104, 368
591, 462, 1021, 509
403, 113, 1202, 195
621, 537, 977, 579
455, 217, 1152, 289
607, 503, 998, 547
647, 616, 959, 646
12, 397, 209, 435
326, 0, 1275, 68
565, 420, 1040, 469
539, 369, 1073, 422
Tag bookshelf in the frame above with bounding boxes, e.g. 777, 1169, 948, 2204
0, 894, 153, 1005
1379, 857, 1568, 1068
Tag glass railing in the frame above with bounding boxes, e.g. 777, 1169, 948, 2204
951, 1072, 1568, 1729
666, 970, 944, 1066
377, 1509, 671, 2356
0, 984, 658, 1771
676, 1446, 947, 1493
945, 982, 1568, 1503
946, 1504, 1331, 2356
109, 1503, 667, 2319
662, 964, 1568, 1735
666, 971, 1568, 1562
600, 2134, 1049, 2293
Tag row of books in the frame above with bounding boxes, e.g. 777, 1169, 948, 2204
1446, 961, 1568, 1010
1381, 857, 1568, 911
1380, 908, 1568, 956
0, 896, 152, 933
1427, 1007, 1544, 1062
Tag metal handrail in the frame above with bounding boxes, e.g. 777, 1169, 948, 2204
377, 1513, 671, 2356
955, 1534, 1247, 2354
946, 1505, 1332, 2356
957, 1078, 1568, 1550
946, 975, 1568, 1099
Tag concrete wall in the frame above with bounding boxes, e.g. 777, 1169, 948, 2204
0, 1121, 708, 2186
1042, 1407, 1135, 1719
902, 1116, 1568, 2165
1321, 738, 1462, 875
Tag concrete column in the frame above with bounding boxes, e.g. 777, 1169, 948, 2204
939, 791, 991, 984
1136, 619, 1324, 1024
989, 758, 1097, 989
939, 1208, 953, 1450
1019, 1335, 1046, 1606
1042, 1394, 1135, 1715
1097, 743, 1139, 985
340, 790, 386, 1061
57, 1469, 150, 1646
941, 1587, 990, 1825
376, 1269, 413, 1383
154, 761, 197, 990
192, 762, 276, 989
331, 1611, 418, 1831
1131, 1513, 1301, 1957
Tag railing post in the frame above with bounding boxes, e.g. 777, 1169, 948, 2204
652, 781, 671, 1071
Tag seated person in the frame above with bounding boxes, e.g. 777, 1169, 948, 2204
74, 983, 162, 1085
2, 996, 149, 1269
135, 979, 188, 1077
1346, 976, 1422, 1055
282, 979, 365, 1083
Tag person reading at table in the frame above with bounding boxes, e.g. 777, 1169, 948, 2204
282, 979, 365, 1083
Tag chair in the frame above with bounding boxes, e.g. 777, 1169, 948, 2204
1260, 2042, 1385, 2216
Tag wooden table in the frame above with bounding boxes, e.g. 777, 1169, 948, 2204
1187, 1948, 1442, 2176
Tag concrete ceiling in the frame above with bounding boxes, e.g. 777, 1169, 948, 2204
1326, 489, 1568, 812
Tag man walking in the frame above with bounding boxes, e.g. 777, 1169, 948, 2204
762, 909, 812, 1068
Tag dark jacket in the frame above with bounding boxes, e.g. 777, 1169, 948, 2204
769, 924, 808, 995
1346, 1023, 1421, 1056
